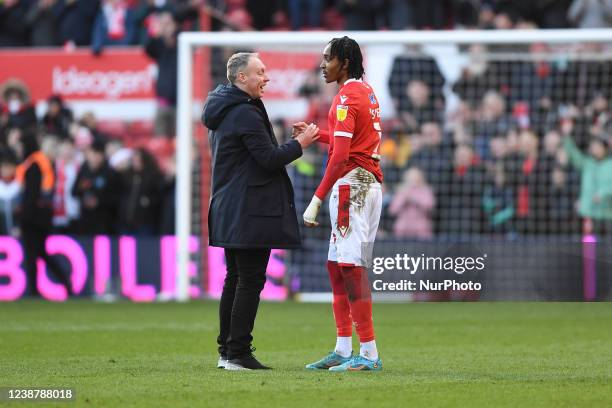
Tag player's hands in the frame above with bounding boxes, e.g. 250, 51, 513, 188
303, 196, 322, 227
292, 121, 308, 138
295, 123, 319, 149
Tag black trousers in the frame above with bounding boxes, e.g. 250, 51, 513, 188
217, 248, 271, 358
22, 228, 72, 297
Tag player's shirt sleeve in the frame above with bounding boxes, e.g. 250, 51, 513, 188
314, 136, 350, 200
239, 106, 303, 171
318, 129, 330, 144
332, 95, 358, 139
313, 95, 360, 199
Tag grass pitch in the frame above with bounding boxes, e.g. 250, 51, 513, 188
1, 301, 611, 407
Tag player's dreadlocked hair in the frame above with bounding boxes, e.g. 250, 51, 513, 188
328, 36, 365, 79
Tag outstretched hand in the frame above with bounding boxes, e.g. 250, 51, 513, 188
295, 123, 319, 148
292, 122, 309, 138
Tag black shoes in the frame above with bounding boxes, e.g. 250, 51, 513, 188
224, 348, 271, 370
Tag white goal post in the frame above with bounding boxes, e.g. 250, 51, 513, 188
175, 29, 612, 302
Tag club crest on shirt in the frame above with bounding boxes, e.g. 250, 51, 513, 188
368, 93, 377, 104
336, 105, 348, 121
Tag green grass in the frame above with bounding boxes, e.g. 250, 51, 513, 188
0, 301, 611, 407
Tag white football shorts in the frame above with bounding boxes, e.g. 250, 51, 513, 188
328, 167, 382, 266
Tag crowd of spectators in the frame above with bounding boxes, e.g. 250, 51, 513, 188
0, 79, 176, 238
294, 41, 612, 240
0, 0, 201, 48
2, 0, 612, 51
380, 43, 612, 239
3, 0, 612, 242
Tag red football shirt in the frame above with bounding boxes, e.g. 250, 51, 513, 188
327, 79, 383, 183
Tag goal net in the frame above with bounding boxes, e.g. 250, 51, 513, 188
176, 30, 612, 302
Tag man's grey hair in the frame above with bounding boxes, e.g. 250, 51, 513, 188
226, 52, 258, 84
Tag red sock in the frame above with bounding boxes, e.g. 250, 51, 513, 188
327, 261, 352, 337
339, 264, 375, 343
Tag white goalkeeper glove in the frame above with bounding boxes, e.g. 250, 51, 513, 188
303, 196, 322, 227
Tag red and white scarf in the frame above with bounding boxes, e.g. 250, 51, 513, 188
104, 1, 127, 40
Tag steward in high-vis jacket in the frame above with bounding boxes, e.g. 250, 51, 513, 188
16, 130, 72, 297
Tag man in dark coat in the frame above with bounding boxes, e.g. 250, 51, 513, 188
53, 0, 99, 46
0, 0, 29, 47
40, 94, 73, 139
202, 52, 319, 370
71, 140, 121, 235
144, 11, 178, 137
